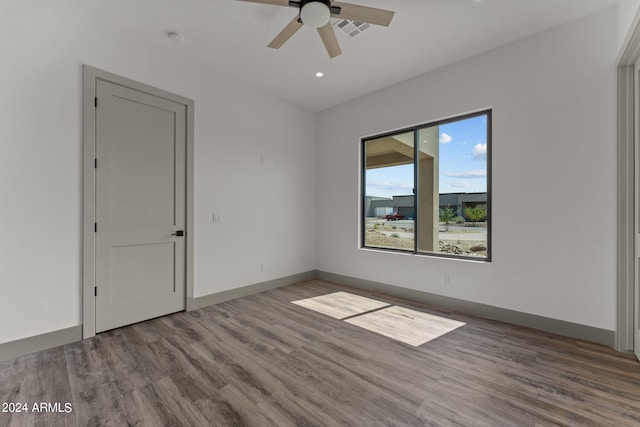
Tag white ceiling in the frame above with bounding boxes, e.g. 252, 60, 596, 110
69, 0, 618, 111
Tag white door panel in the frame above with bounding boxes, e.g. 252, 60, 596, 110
95, 80, 186, 333
110, 243, 176, 302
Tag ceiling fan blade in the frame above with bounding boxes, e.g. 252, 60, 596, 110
235, 0, 290, 6
317, 22, 342, 58
331, 2, 395, 26
268, 16, 304, 49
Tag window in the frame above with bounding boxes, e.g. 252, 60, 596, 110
362, 110, 491, 260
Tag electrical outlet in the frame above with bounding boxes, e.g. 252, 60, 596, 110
261, 263, 266, 272
442, 273, 450, 285
276, 262, 281, 271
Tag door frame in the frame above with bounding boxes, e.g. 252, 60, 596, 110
82, 65, 195, 339
617, 11, 640, 352
636, 54, 640, 358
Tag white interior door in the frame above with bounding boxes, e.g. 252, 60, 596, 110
95, 79, 186, 333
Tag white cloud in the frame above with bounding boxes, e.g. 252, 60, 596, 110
366, 181, 413, 197
368, 181, 412, 190
472, 143, 487, 160
439, 133, 452, 144
449, 180, 470, 188
443, 170, 486, 179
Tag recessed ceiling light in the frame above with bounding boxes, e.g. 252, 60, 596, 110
315, 72, 324, 77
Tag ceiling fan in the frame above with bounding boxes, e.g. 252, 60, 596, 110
236, 0, 395, 58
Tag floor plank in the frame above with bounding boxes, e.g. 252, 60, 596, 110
1, 279, 639, 426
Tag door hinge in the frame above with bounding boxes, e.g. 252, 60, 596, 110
94, 158, 97, 169
94, 286, 97, 297
94, 223, 97, 233
94, 97, 97, 108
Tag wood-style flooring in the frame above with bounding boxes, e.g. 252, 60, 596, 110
291, 291, 390, 319
1, 279, 640, 426
344, 305, 466, 347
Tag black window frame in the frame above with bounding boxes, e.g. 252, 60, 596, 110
361, 109, 492, 262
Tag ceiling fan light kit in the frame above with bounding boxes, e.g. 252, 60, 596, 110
237, 0, 395, 58
299, 0, 332, 28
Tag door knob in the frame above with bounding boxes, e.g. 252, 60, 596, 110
171, 230, 184, 237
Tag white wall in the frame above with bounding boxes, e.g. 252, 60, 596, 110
0, 1, 316, 344
618, 0, 640, 51
316, 8, 618, 330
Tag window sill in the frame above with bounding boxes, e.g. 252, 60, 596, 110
360, 246, 491, 263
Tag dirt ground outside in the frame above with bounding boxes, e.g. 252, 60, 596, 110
364, 219, 488, 258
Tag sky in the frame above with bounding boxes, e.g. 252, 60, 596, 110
365, 114, 488, 199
